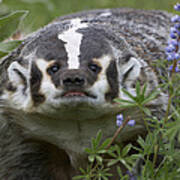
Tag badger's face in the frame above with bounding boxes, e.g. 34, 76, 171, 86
2, 19, 157, 118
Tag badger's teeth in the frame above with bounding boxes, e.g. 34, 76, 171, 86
63, 91, 86, 97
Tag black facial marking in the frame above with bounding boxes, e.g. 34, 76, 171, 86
30, 62, 45, 105
13, 68, 27, 93
35, 35, 68, 62
6, 82, 17, 92
121, 54, 133, 65
122, 65, 134, 87
105, 60, 119, 102
78, 28, 112, 62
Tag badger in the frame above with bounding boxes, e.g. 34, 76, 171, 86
0, 8, 171, 179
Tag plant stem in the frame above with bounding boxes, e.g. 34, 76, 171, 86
164, 59, 177, 124
152, 144, 159, 169
106, 116, 131, 149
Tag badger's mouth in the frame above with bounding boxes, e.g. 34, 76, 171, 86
61, 91, 97, 99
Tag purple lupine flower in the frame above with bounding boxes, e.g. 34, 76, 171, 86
168, 63, 180, 72
128, 120, 136, 126
167, 53, 175, 61
126, 171, 137, 180
174, 3, 180, 11
168, 39, 178, 46
170, 31, 177, 39
165, 3, 180, 73
174, 23, 180, 29
175, 53, 180, 59
165, 44, 176, 53
116, 114, 123, 127
116, 114, 135, 127
171, 15, 180, 23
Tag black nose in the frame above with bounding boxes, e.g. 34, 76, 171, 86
62, 76, 85, 87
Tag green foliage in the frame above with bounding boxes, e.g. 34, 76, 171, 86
115, 82, 160, 116
74, 70, 180, 179
0, 10, 28, 41
0, 10, 27, 58
0, 40, 22, 58
0, 0, 178, 33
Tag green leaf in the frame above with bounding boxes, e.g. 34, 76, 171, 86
141, 83, 147, 97
0, 51, 8, 58
142, 90, 160, 105
99, 138, 112, 149
142, 107, 152, 116
116, 104, 137, 109
96, 155, 103, 163
122, 144, 132, 157
84, 148, 92, 154
88, 155, 95, 163
107, 151, 117, 158
117, 166, 123, 177
135, 81, 141, 97
107, 159, 119, 167
114, 98, 135, 105
121, 88, 137, 101
0, 10, 28, 41
96, 130, 102, 146
98, 149, 106, 154
92, 130, 102, 150
137, 136, 146, 149
0, 40, 22, 52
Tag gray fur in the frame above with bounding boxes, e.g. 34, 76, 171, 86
0, 8, 172, 179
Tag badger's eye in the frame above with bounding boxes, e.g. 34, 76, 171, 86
88, 63, 101, 73
47, 64, 60, 75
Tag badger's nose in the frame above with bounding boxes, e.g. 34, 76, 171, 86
62, 75, 85, 87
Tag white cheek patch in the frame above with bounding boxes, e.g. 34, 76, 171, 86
58, 18, 88, 69
88, 56, 111, 104
36, 59, 57, 93
35, 59, 61, 109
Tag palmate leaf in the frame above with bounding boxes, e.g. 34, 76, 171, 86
141, 90, 160, 105
117, 81, 160, 111
114, 98, 135, 104
121, 88, 137, 101
122, 144, 132, 157
0, 10, 28, 41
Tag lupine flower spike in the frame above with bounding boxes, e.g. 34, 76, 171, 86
116, 114, 135, 127
165, 2, 180, 72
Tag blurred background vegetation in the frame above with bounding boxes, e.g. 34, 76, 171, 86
0, 0, 178, 34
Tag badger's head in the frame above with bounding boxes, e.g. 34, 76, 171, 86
1, 18, 162, 119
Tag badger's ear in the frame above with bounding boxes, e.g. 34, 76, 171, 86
116, 52, 161, 101
117, 55, 143, 85
7, 60, 29, 89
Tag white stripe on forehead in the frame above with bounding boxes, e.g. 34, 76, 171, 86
58, 18, 88, 69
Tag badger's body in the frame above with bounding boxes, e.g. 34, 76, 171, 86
0, 8, 171, 179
